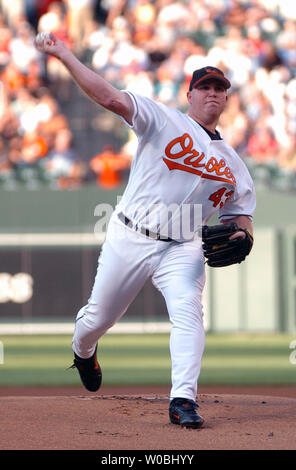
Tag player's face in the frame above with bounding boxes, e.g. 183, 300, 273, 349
187, 79, 228, 121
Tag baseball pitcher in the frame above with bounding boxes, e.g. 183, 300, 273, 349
34, 32, 255, 429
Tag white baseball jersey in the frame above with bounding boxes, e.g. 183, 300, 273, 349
116, 91, 256, 240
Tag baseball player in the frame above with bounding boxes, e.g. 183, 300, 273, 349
34, 32, 255, 429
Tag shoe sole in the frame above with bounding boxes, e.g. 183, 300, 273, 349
170, 416, 204, 429
82, 373, 102, 392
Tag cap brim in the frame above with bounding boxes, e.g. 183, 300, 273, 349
191, 73, 231, 90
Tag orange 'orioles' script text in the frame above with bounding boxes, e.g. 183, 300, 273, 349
163, 133, 236, 186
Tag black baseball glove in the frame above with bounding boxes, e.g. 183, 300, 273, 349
202, 222, 253, 267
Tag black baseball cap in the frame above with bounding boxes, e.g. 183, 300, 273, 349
189, 66, 231, 91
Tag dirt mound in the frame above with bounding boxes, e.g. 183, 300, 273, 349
1, 392, 295, 450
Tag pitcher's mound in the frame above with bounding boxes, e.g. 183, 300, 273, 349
0, 393, 295, 450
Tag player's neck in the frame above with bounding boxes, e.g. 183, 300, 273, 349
188, 113, 218, 134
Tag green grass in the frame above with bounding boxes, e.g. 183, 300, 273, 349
0, 333, 296, 387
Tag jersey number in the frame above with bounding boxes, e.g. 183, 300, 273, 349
209, 187, 234, 208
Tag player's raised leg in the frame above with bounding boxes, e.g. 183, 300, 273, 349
72, 219, 155, 357
71, 217, 158, 391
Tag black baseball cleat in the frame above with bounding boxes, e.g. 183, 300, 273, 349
169, 397, 204, 429
69, 346, 102, 392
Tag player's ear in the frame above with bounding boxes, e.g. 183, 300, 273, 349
187, 91, 192, 104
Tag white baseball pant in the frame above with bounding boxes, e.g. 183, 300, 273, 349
72, 214, 206, 401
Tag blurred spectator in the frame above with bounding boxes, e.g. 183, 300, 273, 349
89, 144, 130, 189
247, 126, 278, 164
244, 25, 265, 71
0, 12, 11, 67
9, 21, 40, 75
0, 105, 19, 140
7, 132, 47, 188
1, 62, 25, 95
25, 59, 45, 94
44, 128, 85, 188
38, 1, 65, 33
119, 130, 137, 163
22, 129, 48, 162
276, 19, 296, 68
222, 0, 247, 27
219, 91, 249, 154
64, 0, 95, 55
0, 0, 24, 29
80, 18, 108, 62
38, 1, 73, 100
277, 132, 296, 170
36, 92, 69, 143
128, 0, 156, 45
259, 40, 283, 71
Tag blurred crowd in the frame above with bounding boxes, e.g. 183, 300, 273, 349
0, 0, 296, 191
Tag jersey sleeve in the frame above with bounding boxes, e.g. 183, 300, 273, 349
120, 91, 167, 138
218, 163, 256, 221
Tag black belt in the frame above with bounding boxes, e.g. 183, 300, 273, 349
118, 212, 173, 242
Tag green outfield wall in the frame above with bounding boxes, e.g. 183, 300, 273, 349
0, 185, 296, 333
0, 185, 295, 232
